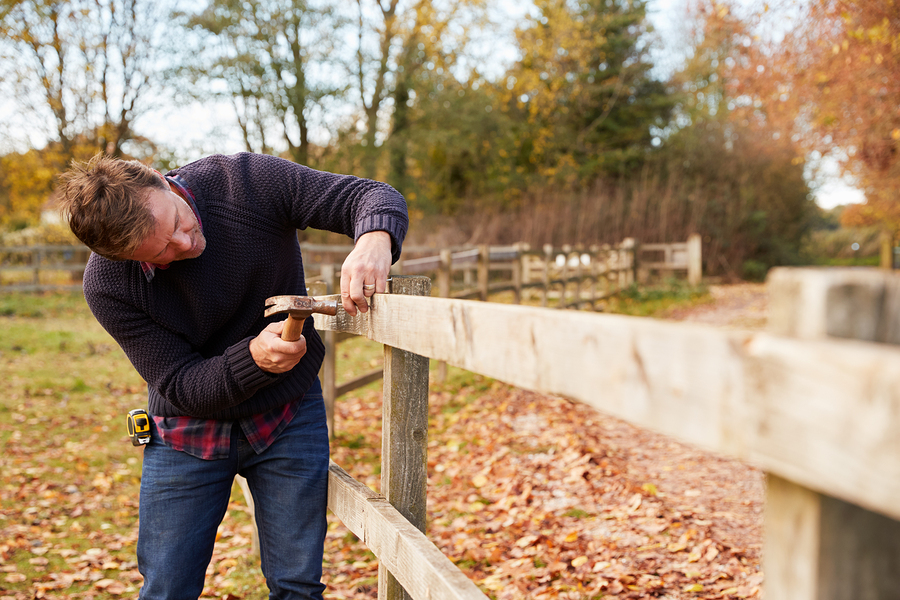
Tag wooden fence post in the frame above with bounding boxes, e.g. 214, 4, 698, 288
316, 264, 338, 439
542, 244, 552, 308
33, 247, 42, 289
512, 243, 523, 305
478, 245, 489, 302
764, 268, 900, 600
379, 275, 432, 600
436, 250, 452, 383
687, 233, 703, 285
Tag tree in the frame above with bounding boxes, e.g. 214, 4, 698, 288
655, 0, 815, 278
748, 0, 900, 231
500, 0, 673, 186
180, 0, 346, 166
350, 0, 486, 181
0, 0, 171, 162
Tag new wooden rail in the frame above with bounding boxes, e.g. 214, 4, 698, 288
309, 268, 900, 600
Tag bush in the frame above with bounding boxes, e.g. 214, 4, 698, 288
0, 222, 79, 246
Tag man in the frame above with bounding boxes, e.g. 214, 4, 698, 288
58, 152, 408, 600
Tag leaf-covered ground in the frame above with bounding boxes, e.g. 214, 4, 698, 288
0, 285, 768, 599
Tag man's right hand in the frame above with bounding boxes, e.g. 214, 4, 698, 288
249, 321, 307, 373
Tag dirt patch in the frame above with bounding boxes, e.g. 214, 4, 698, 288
661, 283, 768, 331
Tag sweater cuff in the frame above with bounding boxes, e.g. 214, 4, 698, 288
225, 336, 280, 396
355, 215, 407, 263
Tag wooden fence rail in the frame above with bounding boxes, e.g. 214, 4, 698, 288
306, 238, 705, 432
309, 267, 900, 600
0, 245, 90, 291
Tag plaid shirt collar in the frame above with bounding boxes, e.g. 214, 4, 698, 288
140, 175, 202, 283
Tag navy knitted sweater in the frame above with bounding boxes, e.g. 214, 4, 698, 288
83, 153, 408, 419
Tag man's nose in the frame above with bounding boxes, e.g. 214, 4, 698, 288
173, 229, 192, 251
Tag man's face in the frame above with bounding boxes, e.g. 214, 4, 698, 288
129, 186, 206, 265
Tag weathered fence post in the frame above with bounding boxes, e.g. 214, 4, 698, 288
33, 247, 42, 289
436, 249, 452, 383
764, 268, 900, 600
687, 233, 703, 285
477, 245, 489, 302
512, 243, 524, 305
619, 238, 635, 287
560, 244, 572, 309
542, 244, 552, 308
319, 264, 337, 438
379, 275, 432, 600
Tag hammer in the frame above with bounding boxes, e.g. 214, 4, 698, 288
264, 295, 339, 342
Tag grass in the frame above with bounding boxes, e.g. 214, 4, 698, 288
811, 255, 881, 267
600, 279, 710, 317
0, 292, 148, 598
0, 292, 272, 598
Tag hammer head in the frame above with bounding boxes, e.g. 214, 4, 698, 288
264, 295, 339, 319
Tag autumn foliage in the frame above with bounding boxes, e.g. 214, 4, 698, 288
736, 0, 900, 232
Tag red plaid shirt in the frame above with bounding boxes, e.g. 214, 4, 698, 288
152, 401, 300, 460
145, 175, 301, 460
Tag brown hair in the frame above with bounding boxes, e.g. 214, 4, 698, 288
57, 154, 167, 260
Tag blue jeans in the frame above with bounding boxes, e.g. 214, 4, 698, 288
137, 386, 329, 600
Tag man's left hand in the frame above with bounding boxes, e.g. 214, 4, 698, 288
340, 231, 392, 316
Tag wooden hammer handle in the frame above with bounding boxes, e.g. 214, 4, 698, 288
282, 314, 306, 342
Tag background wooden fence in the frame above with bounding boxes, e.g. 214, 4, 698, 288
0, 235, 700, 294
312, 267, 900, 600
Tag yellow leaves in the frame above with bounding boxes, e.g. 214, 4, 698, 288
892, 129, 900, 141
684, 583, 704, 592
667, 532, 691, 552
564, 531, 579, 543
95, 578, 127, 594
91, 472, 112, 493
571, 555, 589, 568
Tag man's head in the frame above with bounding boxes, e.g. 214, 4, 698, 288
58, 154, 167, 260
59, 154, 205, 264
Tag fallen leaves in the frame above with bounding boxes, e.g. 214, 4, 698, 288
324, 374, 765, 599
